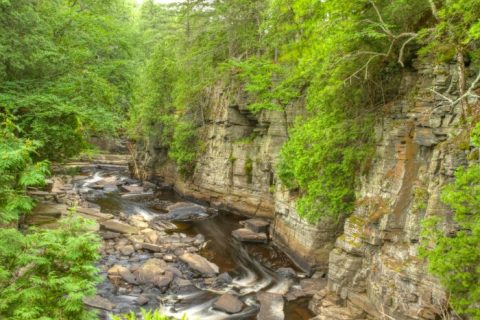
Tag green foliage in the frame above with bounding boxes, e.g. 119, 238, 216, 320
228, 57, 299, 113
0, 0, 136, 161
0, 215, 101, 320
0, 118, 49, 223
419, 0, 480, 63
278, 113, 374, 222
112, 309, 187, 320
168, 121, 198, 176
420, 164, 480, 318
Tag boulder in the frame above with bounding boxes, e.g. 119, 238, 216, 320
244, 218, 270, 233
121, 184, 144, 194
166, 202, 209, 221
136, 295, 150, 306
213, 293, 244, 314
83, 295, 115, 311
101, 219, 138, 234
118, 245, 135, 256
232, 228, 268, 243
108, 265, 137, 285
134, 259, 171, 289
179, 253, 219, 276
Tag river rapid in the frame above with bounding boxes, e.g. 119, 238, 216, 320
75, 166, 317, 320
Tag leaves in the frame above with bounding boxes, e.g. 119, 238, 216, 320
420, 164, 480, 318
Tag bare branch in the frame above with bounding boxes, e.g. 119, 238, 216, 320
369, 0, 392, 37
429, 0, 439, 20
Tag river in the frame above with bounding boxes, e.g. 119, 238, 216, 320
76, 166, 315, 320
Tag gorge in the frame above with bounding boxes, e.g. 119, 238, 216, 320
0, 1, 479, 320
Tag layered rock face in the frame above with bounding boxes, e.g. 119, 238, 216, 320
135, 63, 476, 319
311, 63, 473, 319
134, 80, 340, 271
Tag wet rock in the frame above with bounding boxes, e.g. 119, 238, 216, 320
101, 219, 138, 234
128, 219, 149, 229
172, 278, 196, 293
102, 231, 121, 240
108, 265, 137, 285
154, 271, 174, 289
166, 202, 209, 221
121, 184, 144, 193
142, 229, 159, 244
244, 218, 270, 233
213, 293, 244, 314
141, 242, 164, 252
118, 245, 135, 256
134, 258, 167, 284
136, 295, 150, 306
276, 267, 296, 278
165, 266, 183, 277
163, 254, 176, 262
83, 295, 115, 311
257, 292, 284, 320
179, 253, 219, 276
216, 272, 233, 285
232, 228, 268, 243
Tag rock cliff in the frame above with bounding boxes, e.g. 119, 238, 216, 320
311, 62, 475, 320
133, 62, 477, 319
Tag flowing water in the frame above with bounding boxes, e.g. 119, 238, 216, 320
77, 167, 314, 320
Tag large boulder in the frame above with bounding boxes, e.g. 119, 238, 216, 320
134, 259, 172, 289
179, 253, 219, 276
101, 219, 138, 234
213, 293, 244, 314
166, 202, 209, 221
243, 218, 270, 233
232, 228, 268, 243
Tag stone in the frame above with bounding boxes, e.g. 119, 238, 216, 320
141, 242, 164, 252
101, 219, 138, 234
166, 202, 209, 221
134, 258, 168, 285
179, 253, 219, 276
101, 231, 121, 239
77, 208, 114, 222
216, 272, 233, 284
121, 184, 144, 193
32, 203, 67, 216
232, 228, 268, 243
244, 218, 270, 233
108, 265, 137, 285
83, 295, 115, 311
136, 295, 150, 306
118, 245, 135, 256
213, 293, 244, 314
257, 292, 284, 320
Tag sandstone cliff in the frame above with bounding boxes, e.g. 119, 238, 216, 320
133, 62, 477, 319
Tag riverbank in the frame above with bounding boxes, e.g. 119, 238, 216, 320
27, 159, 324, 319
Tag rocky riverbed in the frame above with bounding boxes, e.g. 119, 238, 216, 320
27, 162, 325, 319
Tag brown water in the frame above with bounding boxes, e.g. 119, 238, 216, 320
83, 169, 314, 320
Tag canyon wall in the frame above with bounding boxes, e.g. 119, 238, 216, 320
311, 62, 474, 320
134, 62, 476, 319
133, 79, 340, 273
